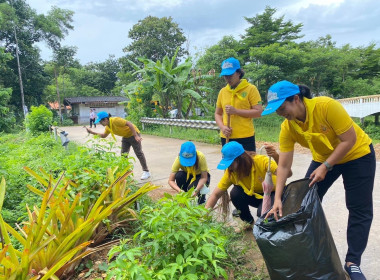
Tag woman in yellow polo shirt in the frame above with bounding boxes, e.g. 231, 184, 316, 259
85, 111, 151, 180
262, 80, 376, 280
168, 141, 210, 204
215, 57, 263, 152
206, 141, 290, 231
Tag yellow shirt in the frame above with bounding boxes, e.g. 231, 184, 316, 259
104, 117, 140, 138
279, 97, 372, 163
217, 154, 277, 199
216, 79, 261, 139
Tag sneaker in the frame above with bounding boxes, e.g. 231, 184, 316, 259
344, 263, 366, 280
140, 171, 151, 180
232, 209, 240, 217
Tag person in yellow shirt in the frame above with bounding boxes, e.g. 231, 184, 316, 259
206, 141, 289, 231
168, 141, 210, 204
215, 57, 263, 152
262, 80, 376, 280
86, 111, 151, 180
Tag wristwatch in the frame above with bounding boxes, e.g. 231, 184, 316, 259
323, 161, 333, 171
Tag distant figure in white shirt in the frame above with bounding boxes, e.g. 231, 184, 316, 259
89, 109, 96, 128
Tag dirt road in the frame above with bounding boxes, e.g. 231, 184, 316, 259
62, 126, 380, 278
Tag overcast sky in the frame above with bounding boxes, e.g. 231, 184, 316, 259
27, 0, 380, 64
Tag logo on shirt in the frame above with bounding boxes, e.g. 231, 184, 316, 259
241, 92, 247, 98
267, 90, 279, 102
320, 125, 329, 134
222, 61, 234, 69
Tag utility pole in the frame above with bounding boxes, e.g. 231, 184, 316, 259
10, 0, 26, 118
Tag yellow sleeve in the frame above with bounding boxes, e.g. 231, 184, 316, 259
247, 85, 262, 106
269, 159, 278, 174
104, 127, 111, 136
326, 99, 353, 135
171, 157, 181, 173
279, 120, 296, 153
216, 89, 223, 109
217, 170, 232, 191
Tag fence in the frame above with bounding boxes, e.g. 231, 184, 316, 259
140, 117, 219, 133
49, 125, 70, 148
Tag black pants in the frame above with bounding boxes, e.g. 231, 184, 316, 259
90, 118, 96, 128
175, 171, 210, 204
221, 135, 256, 152
230, 185, 275, 223
305, 144, 376, 266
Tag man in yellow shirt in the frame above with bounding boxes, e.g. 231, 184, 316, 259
215, 57, 263, 151
262, 80, 376, 280
168, 141, 210, 204
86, 111, 151, 180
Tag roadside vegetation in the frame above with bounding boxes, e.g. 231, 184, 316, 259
1, 1, 379, 279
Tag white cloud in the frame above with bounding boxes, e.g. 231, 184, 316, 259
27, 0, 380, 64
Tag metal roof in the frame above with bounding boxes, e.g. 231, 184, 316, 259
64, 96, 128, 104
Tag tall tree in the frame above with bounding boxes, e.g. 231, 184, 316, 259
52, 45, 77, 119
123, 16, 187, 63
240, 6, 303, 61
0, 0, 73, 117
85, 55, 121, 95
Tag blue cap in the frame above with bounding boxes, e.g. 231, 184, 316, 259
220, 57, 240, 77
179, 141, 197, 167
94, 111, 109, 124
217, 141, 245, 170
261, 80, 300, 116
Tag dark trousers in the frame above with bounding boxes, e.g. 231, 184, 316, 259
175, 171, 211, 204
121, 134, 149, 171
90, 118, 96, 128
221, 135, 256, 152
305, 144, 376, 266
230, 185, 275, 223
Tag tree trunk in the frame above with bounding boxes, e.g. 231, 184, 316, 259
185, 97, 194, 119
13, 24, 26, 118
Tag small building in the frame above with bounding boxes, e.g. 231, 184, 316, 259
63, 96, 128, 124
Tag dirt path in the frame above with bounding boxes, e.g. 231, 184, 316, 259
62, 126, 380, 279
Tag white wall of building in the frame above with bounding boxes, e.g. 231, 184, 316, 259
77, 104, 126, 124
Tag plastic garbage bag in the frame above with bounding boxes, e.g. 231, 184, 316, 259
253, 178, 346, 280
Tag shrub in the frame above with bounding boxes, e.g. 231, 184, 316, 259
107, 191, 229, 280
25, 105, 53, 134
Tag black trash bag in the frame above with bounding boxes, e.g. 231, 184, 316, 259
253, 178, 346, 280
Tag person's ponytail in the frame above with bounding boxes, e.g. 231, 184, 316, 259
298, 85, 312, 99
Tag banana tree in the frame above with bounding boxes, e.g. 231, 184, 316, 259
124, 47, 212, 119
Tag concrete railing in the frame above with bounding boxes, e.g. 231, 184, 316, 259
338, 94, 380, 105
140, 117, 219, 133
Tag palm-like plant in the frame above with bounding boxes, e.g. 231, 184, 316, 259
0, 165, 158, 279
124, 48, 212, 119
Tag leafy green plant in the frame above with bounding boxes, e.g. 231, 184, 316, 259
106, 191, 228, 280
25, 105, 53, 134
0, 164, 158, 279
